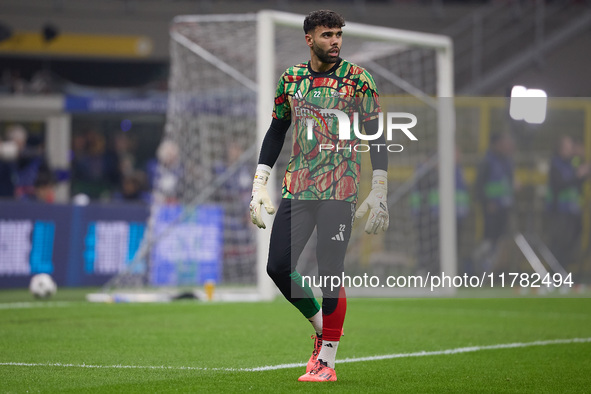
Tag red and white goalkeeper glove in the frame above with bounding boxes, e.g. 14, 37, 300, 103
249, 164, 276, 229
355, 169, 389, 234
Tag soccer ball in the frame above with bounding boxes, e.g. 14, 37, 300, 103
29, 274, 57, 299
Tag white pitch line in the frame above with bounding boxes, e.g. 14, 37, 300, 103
0, 301, 72, 310
337, 337, 591, 365
1, 337, 590, 372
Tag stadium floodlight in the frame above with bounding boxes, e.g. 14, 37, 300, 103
103, 11, 456, 300
509, 85, 547, 124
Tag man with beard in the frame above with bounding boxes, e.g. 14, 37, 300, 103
249, 10, 389, 382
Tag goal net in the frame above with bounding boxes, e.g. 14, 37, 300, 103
105, 11, 455, 299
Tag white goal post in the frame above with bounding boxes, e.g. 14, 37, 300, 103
104, 10, 456, 300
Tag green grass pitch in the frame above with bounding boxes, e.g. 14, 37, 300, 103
1, 288, 590, 393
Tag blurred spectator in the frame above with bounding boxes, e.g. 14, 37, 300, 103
113, 133, 136, 177
103, 134, 124, 188
6, 69, 26, 94
147, 139, 182, 203
0, 129, 19, 198
473, 132, 515, 274
6, 125, 48, 201
71, 129, 122, 199
571, 137, 585, 169
215, 140, 256, 283
0, 68, 58, 94
220, 141, 252, 207
410, 147, 470, 275
112, 170, 149, 203
546, 135, 590, 271
0, 160, 15, 197
31, 169, 56, 203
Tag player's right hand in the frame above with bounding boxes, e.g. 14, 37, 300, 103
250, 165, 276, 229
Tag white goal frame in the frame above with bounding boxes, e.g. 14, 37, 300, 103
96, 11, 455, 301
256, 11, 456, 300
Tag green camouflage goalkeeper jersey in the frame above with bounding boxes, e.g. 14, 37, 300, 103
272, 58, 380, 203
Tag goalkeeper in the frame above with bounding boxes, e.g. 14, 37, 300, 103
249, 9, 388, 382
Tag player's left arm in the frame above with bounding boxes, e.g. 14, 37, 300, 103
354, 70, 389, 234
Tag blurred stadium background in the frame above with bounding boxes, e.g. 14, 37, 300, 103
1, 0, 591, 295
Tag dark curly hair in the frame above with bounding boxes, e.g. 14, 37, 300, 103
303, 10, 345, 34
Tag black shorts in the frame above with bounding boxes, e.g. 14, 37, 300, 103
267, 198, 355, 300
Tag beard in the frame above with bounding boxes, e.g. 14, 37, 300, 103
312, 42, 340, 64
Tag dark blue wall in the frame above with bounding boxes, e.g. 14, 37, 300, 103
0, 201, 149, 288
